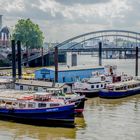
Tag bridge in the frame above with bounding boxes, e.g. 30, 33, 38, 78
23, 30, 140, 67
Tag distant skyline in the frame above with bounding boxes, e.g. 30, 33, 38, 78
0, 0, 139, 42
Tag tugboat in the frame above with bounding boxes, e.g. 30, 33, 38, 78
46, 88, 86, 114
0, 90, 75, 127
99, 78, 140, 99
72, 65, 133, 98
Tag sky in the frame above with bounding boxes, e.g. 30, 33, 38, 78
0, 0, 139, 42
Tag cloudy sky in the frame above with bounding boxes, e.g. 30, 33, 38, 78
0, 0, 139, 42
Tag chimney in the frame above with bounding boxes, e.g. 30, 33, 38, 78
0, 15, 2, 30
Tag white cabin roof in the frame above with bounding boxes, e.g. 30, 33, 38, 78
34, 92, 52, 96
108, 80, 140, 88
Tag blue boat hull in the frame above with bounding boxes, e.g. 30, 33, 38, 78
99, 87, 140, 99
0, 104, 75, 126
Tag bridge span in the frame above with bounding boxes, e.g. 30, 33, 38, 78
22, 30, 140, 67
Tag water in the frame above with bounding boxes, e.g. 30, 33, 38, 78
0, 58, 140, 140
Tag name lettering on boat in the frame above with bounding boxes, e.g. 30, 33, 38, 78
46, 108, 59, 112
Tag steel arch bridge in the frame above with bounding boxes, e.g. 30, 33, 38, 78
55, 30, 140, 51
23, 30, 140, 66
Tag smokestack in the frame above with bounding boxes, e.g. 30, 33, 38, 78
0, 15, 2, 30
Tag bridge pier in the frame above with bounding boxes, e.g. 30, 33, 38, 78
66, 52, 77, 67
119, 51, 122, 59
124, 50, 127, 59
106, 51, 108, 59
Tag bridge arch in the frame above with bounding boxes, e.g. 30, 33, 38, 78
55, 30, 140, 50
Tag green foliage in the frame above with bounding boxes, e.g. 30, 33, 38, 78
12, 18, 44, 49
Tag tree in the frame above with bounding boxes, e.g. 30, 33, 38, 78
12, 18, 44, 66
13, 18, 44, 49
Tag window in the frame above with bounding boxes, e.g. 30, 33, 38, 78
19, 102, 26, 108
91, 85, 94, 88
20, 85, 23, 90
63, 77, 65, 82
71, 77, 73, 81
38, 103, 46, 108
42, 74, 46, 79
28, 102, 35, 108
50, 103, 60, 107
101, 84, 103, 87
63, 88, 67, 93
28, 86, 32, 91
34, 86, 38, 91
96, 85, 99, 88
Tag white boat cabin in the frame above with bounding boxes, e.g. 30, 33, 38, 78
106, 80, 140, 91
15, 80, 72, 93
0, 91, 65, 110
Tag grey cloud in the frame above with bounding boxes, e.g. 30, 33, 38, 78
1, 0, 140, 42
55, 0, 111, 6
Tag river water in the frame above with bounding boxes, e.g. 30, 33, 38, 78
0, 57, 140, 140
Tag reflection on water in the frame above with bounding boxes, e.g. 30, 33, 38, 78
0, 116, 86, 140
0, 59, 140, 139
0, 121, 75, 140
77, 95, 140, 140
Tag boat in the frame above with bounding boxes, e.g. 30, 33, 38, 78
72, 65, 133, 98
72, 75, 109, 98
46, 88, 86, 114
99, 79, 140, 99
0, 90, 75, 127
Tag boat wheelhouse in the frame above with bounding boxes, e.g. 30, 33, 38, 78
46, 88, 86, 114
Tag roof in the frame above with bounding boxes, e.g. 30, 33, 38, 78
34, 92, 52, 96
0, 89, 34, 100
108, 80, 140, 88
36, 65, 104, 72
15, 79, 68, 88
0, 78, 13, 84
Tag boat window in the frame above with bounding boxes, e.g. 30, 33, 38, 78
28, 86, 32, 91
91, 85, 94, 88
12, 102, 18, 108
20, 85, 23, 90
63, 88, 67, 93
115, 87, 121, 90
124, 86, 127, 90
38, 103, 46, 108
101, 84, 103, 87
50, 103, 60, 107
19, 102, 26, 108
96, 85, 99, 88
28, 102, 35, 108
43, 87, 46, 91
34, 86, 38, 91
